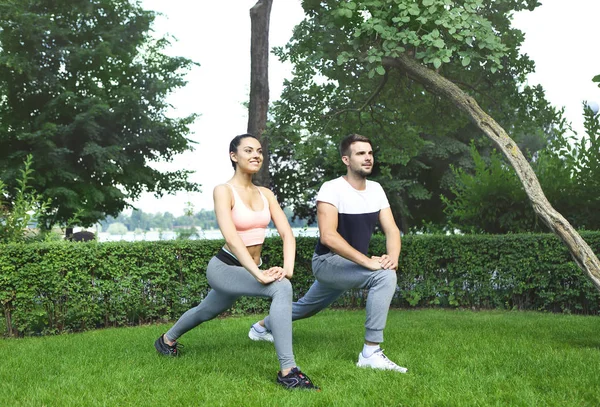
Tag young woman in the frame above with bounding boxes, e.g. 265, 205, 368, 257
154, 134, 318, 390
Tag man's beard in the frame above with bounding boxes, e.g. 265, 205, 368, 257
352, 166, 372, 178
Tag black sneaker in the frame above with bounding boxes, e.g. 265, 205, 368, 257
154, 334, 181, 356
277, 367, 320, 390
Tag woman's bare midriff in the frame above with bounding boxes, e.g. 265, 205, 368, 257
224, 243, 263, 265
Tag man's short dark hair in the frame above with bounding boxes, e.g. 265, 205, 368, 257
339, 134, 372, 157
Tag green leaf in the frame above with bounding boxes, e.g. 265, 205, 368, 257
423, 0, 435, 5
376, 66, 386, 75
432, 38, 445, 48
462, 56, 471, 66
408, 4, 420, 16
433, 58, 442, 69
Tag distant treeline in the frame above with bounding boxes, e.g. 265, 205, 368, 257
99, 207, 313, 232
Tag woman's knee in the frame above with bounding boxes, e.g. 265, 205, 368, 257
271, 278, 293, 297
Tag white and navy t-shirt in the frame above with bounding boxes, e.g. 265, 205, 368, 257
314, 176, 390, 256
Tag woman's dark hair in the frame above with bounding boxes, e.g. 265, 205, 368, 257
229, 133, 260, 169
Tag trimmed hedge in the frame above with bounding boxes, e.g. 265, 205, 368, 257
1, 232, 599, 337
385, 233, 600, 313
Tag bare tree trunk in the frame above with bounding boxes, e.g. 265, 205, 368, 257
383, 55, 600, 291
4, 307, 13, 337
248, 0, 272, 187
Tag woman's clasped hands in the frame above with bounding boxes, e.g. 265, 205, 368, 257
256, 266, 287, 284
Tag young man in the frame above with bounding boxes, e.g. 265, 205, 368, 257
249, 134, 406, 372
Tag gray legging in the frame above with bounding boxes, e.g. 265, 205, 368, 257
165, 256, 296, 370
264, 252, 397, 344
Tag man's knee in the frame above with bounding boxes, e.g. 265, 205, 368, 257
292, 301, 322, 320
375, 268, 397, 288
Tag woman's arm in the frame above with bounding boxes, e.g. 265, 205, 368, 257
213, 185, 275, 284
261, 187, 295, 278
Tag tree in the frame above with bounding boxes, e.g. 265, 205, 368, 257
267, 1, 600, 289
268, 0, 561, 232
130, 209, 151, 231
442, 144, 535, 234
0, 0, 199, 230
248, 0, 273, 187
106, 222, 128, 236
441, 115, 582, 234
0, 155, 51, 243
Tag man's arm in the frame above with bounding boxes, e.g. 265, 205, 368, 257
375, 207, 401, 270
317, 201, 382, 271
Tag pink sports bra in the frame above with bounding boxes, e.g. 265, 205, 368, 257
227, 184, 270, 246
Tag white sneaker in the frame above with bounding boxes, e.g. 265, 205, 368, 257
357, 348, 408, 373
248, 325, 274, 343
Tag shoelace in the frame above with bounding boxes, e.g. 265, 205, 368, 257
168, 342, 184, 353
279, 368, 320, 390
295, 370, 315, 386
375, 349, 400, 368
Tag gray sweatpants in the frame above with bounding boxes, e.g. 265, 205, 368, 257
165, 256, 296, 370
264, 252, 397, 343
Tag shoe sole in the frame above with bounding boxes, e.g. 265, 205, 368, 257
356, 360, 408, 373
248, 330, 274, 343
276, 381, 321, 391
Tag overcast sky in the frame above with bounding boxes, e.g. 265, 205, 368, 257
132, 0, 600, 216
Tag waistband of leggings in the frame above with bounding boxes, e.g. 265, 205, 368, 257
216, 247, 263, 267
216, 248, 242, 267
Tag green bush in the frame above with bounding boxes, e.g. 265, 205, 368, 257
1, 233, 599, 337
376, 232, 600, 313
0, 154, 51, 244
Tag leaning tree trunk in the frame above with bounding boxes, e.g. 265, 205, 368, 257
248, 0, 273, 187
382, 55, 600, 291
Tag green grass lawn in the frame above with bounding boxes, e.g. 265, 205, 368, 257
1, 309, 599, 406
